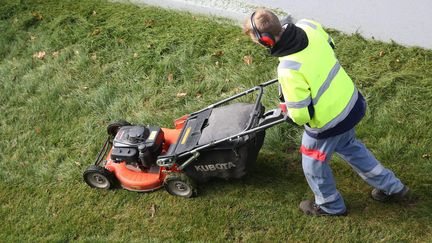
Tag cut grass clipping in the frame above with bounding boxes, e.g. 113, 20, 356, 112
1, 0, 432, 241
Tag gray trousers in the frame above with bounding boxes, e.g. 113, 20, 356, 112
301, 128, 404, 214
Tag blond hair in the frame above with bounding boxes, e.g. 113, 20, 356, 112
243, 9, 282, 41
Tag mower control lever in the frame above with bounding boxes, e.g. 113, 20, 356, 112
259, 108, 284, 126
156, 157, 174, 168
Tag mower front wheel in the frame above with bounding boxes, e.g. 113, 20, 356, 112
164, 173, 197, 198
83, 165, 117, 189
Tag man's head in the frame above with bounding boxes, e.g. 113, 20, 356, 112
243, 9, 282, 48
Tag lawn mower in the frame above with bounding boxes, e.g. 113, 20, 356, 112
83, 79, 291, 197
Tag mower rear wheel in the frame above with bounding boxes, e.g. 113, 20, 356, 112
83, 165, 117, 189
107, 120, 131, 136
164, 173, 197, 198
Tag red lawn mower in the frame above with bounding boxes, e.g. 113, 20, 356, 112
83, 79, 290, 197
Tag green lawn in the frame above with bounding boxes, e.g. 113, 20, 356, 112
1, 0, 432, 241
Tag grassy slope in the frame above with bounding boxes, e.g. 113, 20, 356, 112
1, 0, 431, 241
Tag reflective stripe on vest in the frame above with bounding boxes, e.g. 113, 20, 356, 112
305, 87, 358, 133
297, 20, 317, 29
286, 96, 312, 108
278, 60, 302, 71
313, 61, 341, 105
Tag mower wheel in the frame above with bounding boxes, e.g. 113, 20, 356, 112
164, 173, 197, 198
83, 165, 117, 189
107, 120, 131, 136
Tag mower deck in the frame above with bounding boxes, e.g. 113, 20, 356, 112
105, 161, 164, 192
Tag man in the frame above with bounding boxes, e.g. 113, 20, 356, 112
243, 9, 409, 216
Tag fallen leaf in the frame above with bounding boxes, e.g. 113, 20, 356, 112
233, 87, 242, 93
422, 154, 430, 159
194, 75, 204, 83
35, 127, 41, 134
176, 92, 187, 98
149, 204, 156, 218
92, 10, 97, 16
243, 55, 253, 65
91, 28, 101, 36
52, 51, 59, 58
144, 19, 155, 28
133, 52, 138, 58
212, 50, 224, 57
379, 51, 385, 57
33, 51, 46, 60
167, 73, 173, 82
32, 12, 43, 21
74, 161, 81, 166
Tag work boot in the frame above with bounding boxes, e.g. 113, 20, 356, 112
371, 185, 410, 202
299, 200, 347, 216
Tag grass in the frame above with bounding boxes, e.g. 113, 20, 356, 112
1, 0, 432, 241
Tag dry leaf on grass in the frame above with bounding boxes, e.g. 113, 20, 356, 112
167, 73, 174, 82
149, 204, 156, 218
243, 55, 253, 65
176, 92, 187, 98
92, 10, 97, 16
35, 127, 41, 134
144, 19, 156, 28
32, 12, 43, 21
232, 87, 242, 93
33, 51, 46, 60
91, 28, 101, 36
422, 154, 430, 159
212, 50, 224, 57
133, 53, 138, 58
379, 50, 385, 57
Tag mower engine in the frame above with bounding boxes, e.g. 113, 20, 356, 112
110, 126, 164, 168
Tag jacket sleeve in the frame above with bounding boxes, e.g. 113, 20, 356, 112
278, 68, 312, 125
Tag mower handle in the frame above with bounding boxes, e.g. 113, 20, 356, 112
189, 78, 279, 130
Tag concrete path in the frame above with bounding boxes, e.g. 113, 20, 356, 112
126, 0, 432, 49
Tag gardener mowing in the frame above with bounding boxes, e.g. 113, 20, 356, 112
243, 9, 409, 216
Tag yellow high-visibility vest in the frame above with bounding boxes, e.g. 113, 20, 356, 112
278, 19, 358, 134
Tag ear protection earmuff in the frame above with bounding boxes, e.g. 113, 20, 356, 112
250, 12, 276, 48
